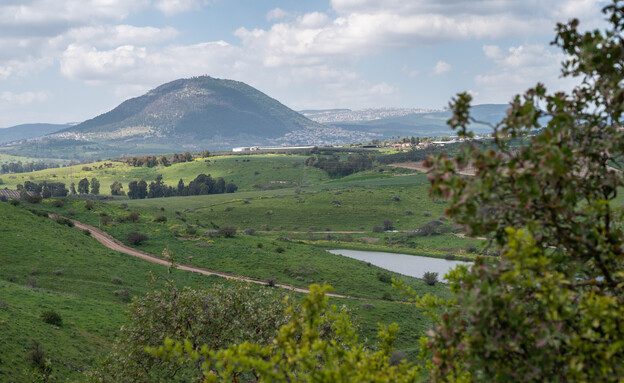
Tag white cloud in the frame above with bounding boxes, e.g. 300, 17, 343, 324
155, 0, 201, 16
59, 25, 179, 47
474, 43, 579, 102
267, 8, 292, 21
433, 60, 451, 75
0, 90, 50, 105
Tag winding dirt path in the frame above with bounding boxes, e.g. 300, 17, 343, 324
52, 215, 370, 300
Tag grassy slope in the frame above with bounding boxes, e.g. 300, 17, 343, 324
0, 202, 222, 381
0, 154, 328, 196
1, 201, 443, 381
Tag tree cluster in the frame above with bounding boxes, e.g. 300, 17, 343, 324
125, 152, 195, 168
306, 154, 374, 178
19, 181, 68, 197
1, 161, 60, 174
127, 174, 237, 199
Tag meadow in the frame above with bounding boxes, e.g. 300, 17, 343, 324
1, 150, 485, 381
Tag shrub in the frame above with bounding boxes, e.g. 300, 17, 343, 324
405, 210, 413, 215
360, 303, 376, 310
55, 217, 74, 227
112, 277, 123, 285
225, 206, 234, 211
114, 289, 131, 303
153, 215, 167, 223
265, 278, 277, 287
85, 200, 95, 210
127, 211, 140, 222
257, 243, 263, 248
390, 350, 409, 366
26, 340, 46, 367
445, 253, 456, 261
423, 211, 431, 217
9, 199, 19, 206
186, 227, 197, 236
41, 310, 62, 326
126, 232, 148, 245
391, 195, 400, 201
382, 220, 394, 231
377, 272, 392, 284
331, 200, 341, 205
27, 194, 42, 204
275, 246, 285, 253
218, 226, 237, 238
51, 199, 65, 207
372, 226, 384, 233
84, 229, 91, 236
53, 269, 63, 275
27, 278, 38, 287
243, 228, 256, 235
423, 271, 438, 286
381, 291, 393, 300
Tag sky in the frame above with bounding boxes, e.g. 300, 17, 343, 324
0, 0, 608, 127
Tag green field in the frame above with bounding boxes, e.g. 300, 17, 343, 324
1, 150, 484, 381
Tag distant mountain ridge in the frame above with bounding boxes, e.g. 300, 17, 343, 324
323, 104, 509, 137
0, 123, 70, 144
2, 76, 378, 159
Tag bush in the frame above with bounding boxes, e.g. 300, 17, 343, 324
275, 246, 285, 253
381, 291, 393, 300
51, 199, 65, 207
243, 228, 256, 235
225, 206, 234, 211
382, 220, 394, 231
27, 278, 38, 287
372, 226, 383, 233
127, 211, 140, 222
423, 271, 438, 286
126, 232, 148, 245
84, 229, 91, 236
390, 350, 408, 366
391, 195, 400, 201
27, 194, 42, 204
53, 269, 63, 275
153, 215, 167, 223
257, 243, 263, 248
26, 340, 46, 367
41, 309, 62, 326
405, 210, 413, 215
218, 226, 237, 238
85, 200, 95, 210
423, 211, 431, 217
114, 289, 131, 303
112, 277, 123, 285
377, 272, 392, 284
9, 199, 19, 206
265, 278, 277, 287
55, 217, 74, 227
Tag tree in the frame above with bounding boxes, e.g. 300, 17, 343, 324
110, 181, 124, 196
90, 177, 100, 195
88, 281, 294, 383
408, 3, 624, 381
149, 284, 418, 382
69, 182, 76, 195
77, 178, 89, 194
127, 181, 138, 199
137, 180, 148, 199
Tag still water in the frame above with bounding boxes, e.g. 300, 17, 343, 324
328, 249, 471, 279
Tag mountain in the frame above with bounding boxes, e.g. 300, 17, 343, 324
308, 104, 509, 137
2, 76, 362, 159
0, 123, 70, 144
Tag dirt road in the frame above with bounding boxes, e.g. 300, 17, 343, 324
54, 215, 368, 300
389, 161, 477, 176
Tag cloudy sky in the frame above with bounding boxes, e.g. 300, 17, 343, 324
0, 0, 607, 127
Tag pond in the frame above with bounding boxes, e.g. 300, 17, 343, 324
327, 249, 472, 280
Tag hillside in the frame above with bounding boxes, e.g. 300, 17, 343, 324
0, 76, 351, 159
0, 123, 70, 144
